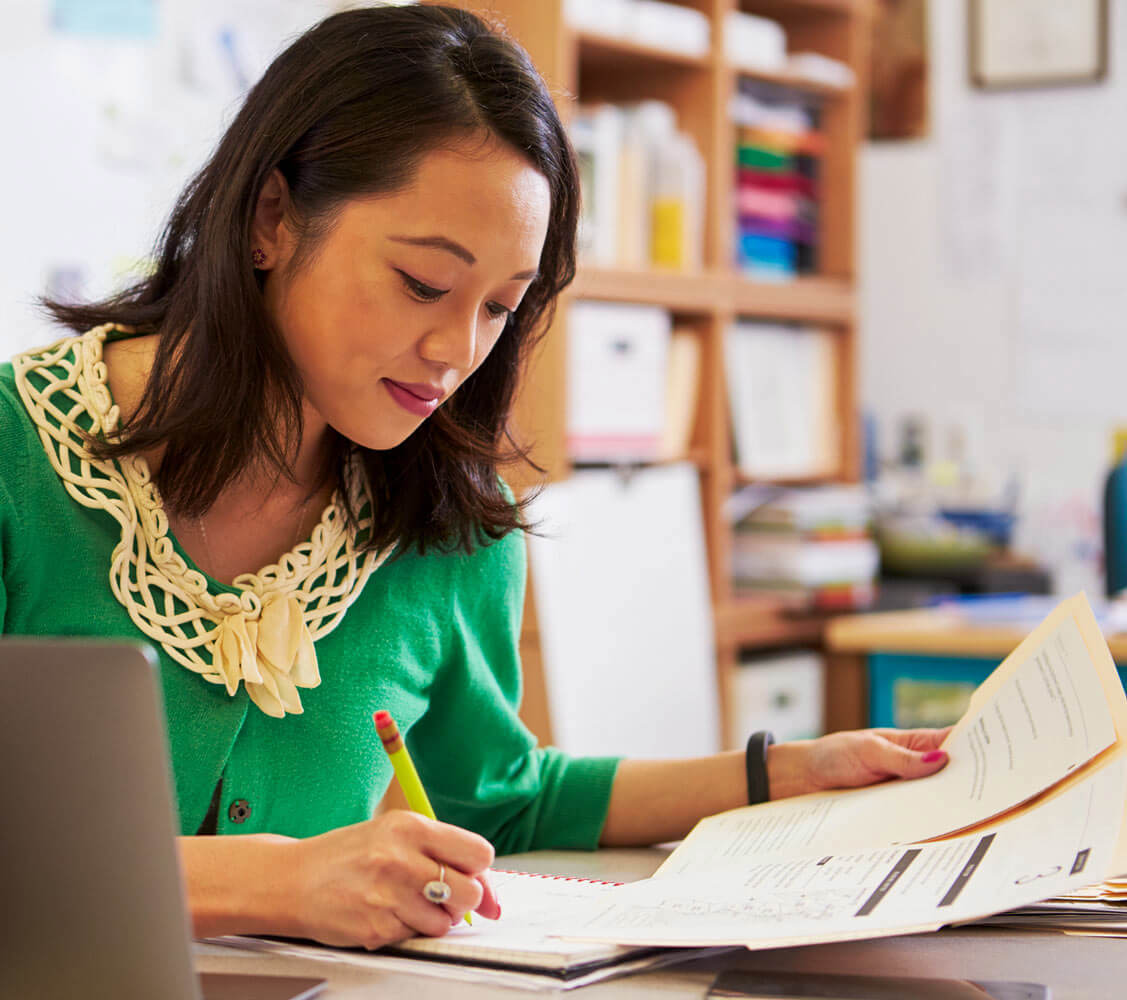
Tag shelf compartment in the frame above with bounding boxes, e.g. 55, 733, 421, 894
575, 29, 711, 72
572, 267, 722, 313
572, 268, 853, 324
739, 0, 860, 16
715, 596, 831, 649
729, 275, 853, 323
734, 65, 853, 98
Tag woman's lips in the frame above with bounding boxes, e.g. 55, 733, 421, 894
383, 379, 441, 417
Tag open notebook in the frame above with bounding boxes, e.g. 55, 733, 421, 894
212, 868, 724, 988
382, 868, 654, 977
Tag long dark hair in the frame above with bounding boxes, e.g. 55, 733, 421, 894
42, 4, 579, 555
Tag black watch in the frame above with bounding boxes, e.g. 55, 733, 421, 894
745, 730, 775, 805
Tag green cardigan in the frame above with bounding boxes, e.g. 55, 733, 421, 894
0, 344, 619, 851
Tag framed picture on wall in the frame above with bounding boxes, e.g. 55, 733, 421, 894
969, 0, 1108, 90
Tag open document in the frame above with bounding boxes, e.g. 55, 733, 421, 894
560, 593, 1127, 950
209, 869, 729, 990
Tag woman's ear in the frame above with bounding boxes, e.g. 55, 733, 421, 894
250, 169, 293, 270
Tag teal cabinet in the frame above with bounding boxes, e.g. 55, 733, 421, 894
868, 653, 1127, 729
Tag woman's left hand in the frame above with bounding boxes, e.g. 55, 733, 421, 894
768, 727, 952, 800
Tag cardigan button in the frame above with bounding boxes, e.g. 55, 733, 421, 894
228, 798, 252, 824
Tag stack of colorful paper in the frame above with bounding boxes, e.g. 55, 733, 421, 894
732, 89, 823, 281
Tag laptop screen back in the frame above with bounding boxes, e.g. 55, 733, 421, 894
0, 638, 201, 1000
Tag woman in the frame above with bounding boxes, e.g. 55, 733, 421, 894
0, 5, 948, 949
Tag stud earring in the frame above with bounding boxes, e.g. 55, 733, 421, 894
251, 247, 267, 268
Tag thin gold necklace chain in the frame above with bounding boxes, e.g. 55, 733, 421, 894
196, 491, 314, 581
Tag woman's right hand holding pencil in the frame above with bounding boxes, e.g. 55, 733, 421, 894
280, 811, 500, 949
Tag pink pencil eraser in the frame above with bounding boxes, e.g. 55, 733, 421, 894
373, 710, 392, 728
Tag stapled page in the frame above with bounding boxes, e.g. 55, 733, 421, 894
659, 594, 1125, 875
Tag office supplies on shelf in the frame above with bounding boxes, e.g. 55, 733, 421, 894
0, 638, 326, 1000
566, 299, 671, 464
557, 595, 1127, 950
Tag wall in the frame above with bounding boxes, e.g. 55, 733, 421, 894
860, 0, 1127, 596
0, 0, 341, 360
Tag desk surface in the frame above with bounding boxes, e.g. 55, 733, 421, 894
195, 848, 1120, 999
826, 606, 1127, 661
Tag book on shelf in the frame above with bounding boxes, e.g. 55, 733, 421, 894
731, 80, 823, 279
731, 535, 878, 609
566, 300, 671, 464
728, 483, 871, 535
731, 486, 877, 610
725, 322, 838, 481
571, 104, 622, 267
571, 101, 704, 272
657, 327, 702, 461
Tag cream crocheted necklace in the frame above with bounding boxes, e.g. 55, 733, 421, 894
12, 324, 392, 718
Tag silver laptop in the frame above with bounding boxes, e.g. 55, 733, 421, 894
0, 638, 324, 1000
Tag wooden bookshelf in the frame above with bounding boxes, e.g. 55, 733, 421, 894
576, 30, 712, 70
440, 0, 872, 748
573, 268, 855, 321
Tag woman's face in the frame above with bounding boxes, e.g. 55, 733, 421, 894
260, 137, 551, 452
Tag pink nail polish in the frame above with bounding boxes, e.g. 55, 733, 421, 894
922, 750, 946, 763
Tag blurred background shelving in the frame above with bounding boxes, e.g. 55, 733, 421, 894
440, 0, 872, 749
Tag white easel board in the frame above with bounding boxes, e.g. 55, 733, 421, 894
525, 463, 719, 758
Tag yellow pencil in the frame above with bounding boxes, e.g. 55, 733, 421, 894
374, 710, 472, 925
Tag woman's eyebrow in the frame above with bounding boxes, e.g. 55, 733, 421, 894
388, 234, 538, 281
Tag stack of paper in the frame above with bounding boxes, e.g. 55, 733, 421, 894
557, 595, 1127, 951
971, 876, 1127, 937
732, 80, 823, 280
725, 324, 838, 481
